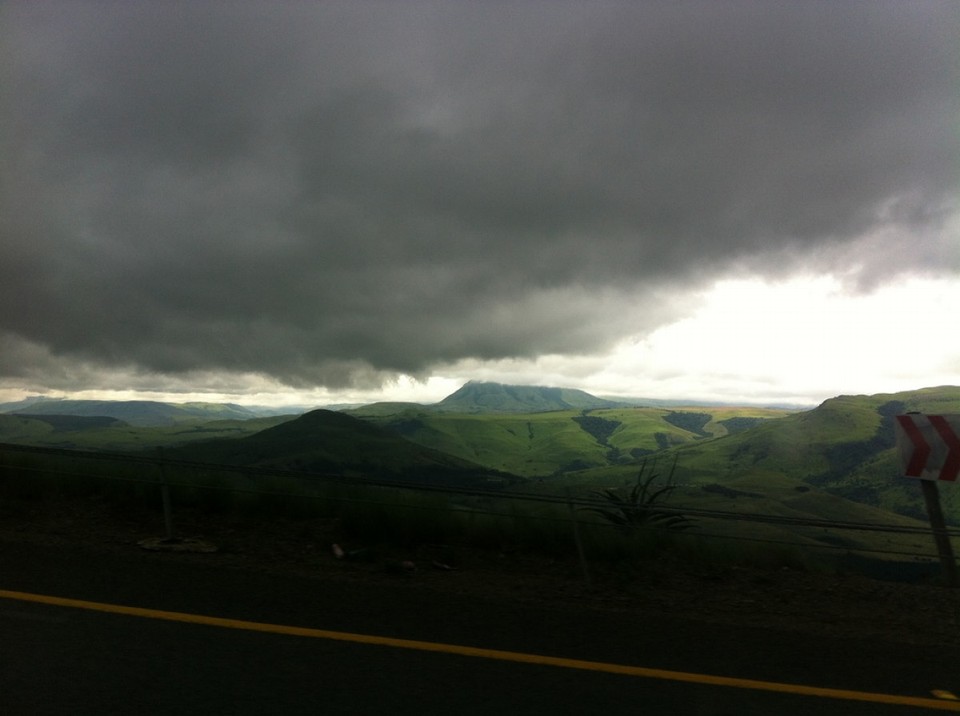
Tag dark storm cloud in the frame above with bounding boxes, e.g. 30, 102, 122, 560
1, 1, 957, 389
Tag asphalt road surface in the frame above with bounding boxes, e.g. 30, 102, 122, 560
2, 538, 959, 715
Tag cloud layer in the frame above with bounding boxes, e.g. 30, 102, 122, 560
2, 1, 957, 393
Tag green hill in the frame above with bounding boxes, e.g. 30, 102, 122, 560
15, 414, 126, 431
349, 401, 427, 416
169, 409, 518, 488
488, 388, 960, 567
354, 386, 960, 533
0, 415, 60, 443
358, 405, 790, 476
655, 386, 960, 525
0, 412, 297, 452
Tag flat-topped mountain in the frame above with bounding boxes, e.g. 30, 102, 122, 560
432, 382, 625, 413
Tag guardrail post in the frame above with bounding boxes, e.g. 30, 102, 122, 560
156, 449, 175, 541
566, 488, 592, 588
919, 480, 958, 588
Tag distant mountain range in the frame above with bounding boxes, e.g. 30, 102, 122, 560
0, 398, 301, 426
0, 382, 800, 426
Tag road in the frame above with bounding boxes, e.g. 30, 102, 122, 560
1, 538, 958, 715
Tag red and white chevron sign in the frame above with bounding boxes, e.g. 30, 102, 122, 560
895, 414, 960, 482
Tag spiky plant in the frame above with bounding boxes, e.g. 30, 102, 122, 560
582, 456, 692, 531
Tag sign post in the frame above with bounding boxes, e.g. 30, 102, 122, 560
895, 414, 960, 587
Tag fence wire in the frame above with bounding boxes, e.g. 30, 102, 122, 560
0, 441, 956, 565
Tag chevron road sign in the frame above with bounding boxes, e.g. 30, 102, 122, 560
895, 414, 960, 482
894, 413, 959, 587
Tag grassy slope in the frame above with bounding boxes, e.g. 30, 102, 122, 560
351, 411, 599, 475
555, 388, 960, 559
6, 399, 264, 426
537, 461, 941, 564
0, 415, 56, 443
672, 388, 960, 521
353, 387, 958, 561
360, 405, 792, 477
166, 409, 514, 488
0, 414, 297, 451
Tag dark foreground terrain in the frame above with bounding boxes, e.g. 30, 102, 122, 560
2, 497, 960, 715
2, 495, 958, 648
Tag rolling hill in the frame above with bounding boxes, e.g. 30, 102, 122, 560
4, 384, 957, 526
2, 399, 272, 426
664, 386, 960, 524
356, 404, 790, 477
348, 386, 960, 538
0, 413, 297, 452
168, 409, 518, 488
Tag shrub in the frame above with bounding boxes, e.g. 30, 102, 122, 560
581, 457, 692, 531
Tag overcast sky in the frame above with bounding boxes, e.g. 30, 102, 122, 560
1, 1, 958, 408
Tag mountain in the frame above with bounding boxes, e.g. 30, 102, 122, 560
0, 396, 66, 413
170, 409, 518, 488
433, 382, 625, 413
347, 401, 428, 417
0, 412, 298, 451
3, 399, 283, 426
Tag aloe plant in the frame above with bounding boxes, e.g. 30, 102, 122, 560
582, 456, 692, 530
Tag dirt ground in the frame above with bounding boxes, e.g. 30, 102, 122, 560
2, 495, 959, 648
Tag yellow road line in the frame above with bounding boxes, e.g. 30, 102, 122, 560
2, 588, 957, 712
